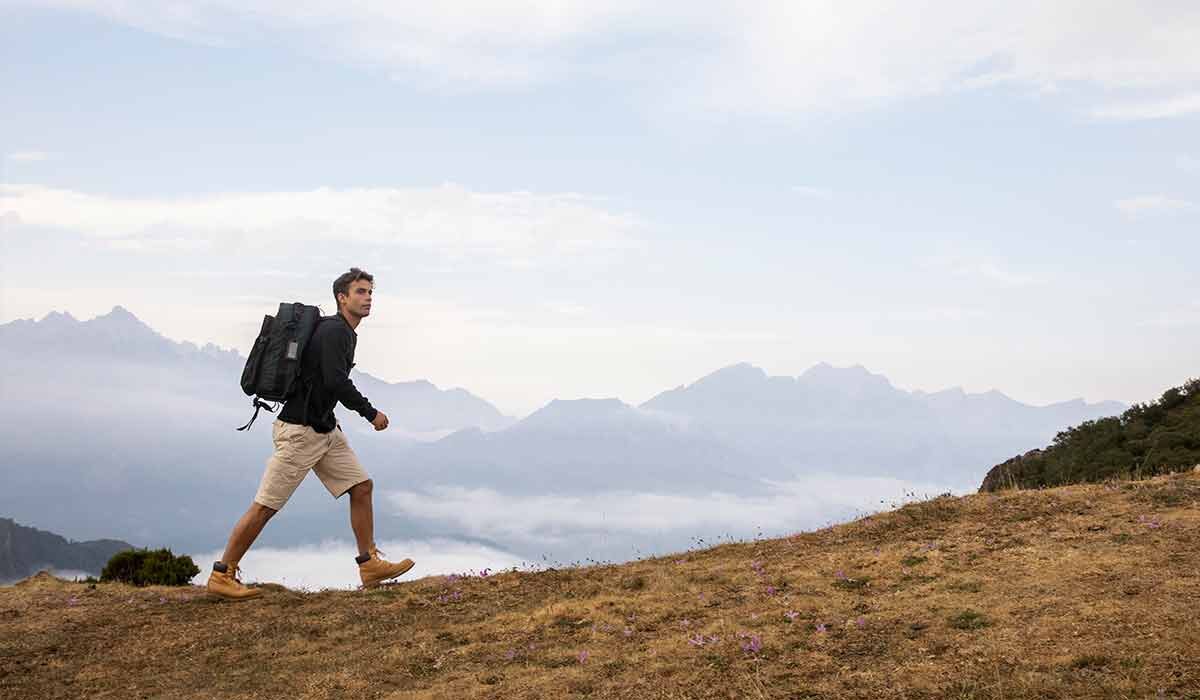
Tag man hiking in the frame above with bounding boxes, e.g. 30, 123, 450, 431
207, 268, 415, 600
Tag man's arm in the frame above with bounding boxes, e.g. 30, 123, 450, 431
320, 329, 379, 423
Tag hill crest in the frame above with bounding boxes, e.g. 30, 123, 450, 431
4, 471, 1198, 698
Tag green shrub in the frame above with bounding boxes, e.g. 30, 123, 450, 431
100, 548, 200, 586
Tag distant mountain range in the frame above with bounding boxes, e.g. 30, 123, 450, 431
388, 362, 1124, 502
0, 518, 132, 584
0, 307, 1127, 557
635, 362, 1126, 482
0, 306, 514, 435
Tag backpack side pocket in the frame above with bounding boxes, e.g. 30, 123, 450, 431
239, 314, 274, 396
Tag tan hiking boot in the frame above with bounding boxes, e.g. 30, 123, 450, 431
358, 548, 414, 589
206, 562, 263, 600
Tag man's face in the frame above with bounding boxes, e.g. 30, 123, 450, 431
341, 280, 374, 318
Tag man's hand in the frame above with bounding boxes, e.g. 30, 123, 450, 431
371, 411, 389, 431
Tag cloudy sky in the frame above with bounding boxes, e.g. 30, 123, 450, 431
3, 1, 1198, 416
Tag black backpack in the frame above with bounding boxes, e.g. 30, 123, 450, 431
236, 302, 323, 431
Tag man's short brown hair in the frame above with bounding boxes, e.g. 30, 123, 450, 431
333, 268, 374, 308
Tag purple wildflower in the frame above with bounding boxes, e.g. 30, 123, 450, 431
739, 634, 763, 654
834, 570, 847, 580
577, 650, 589, 664
504, 649, 516, 661
855, 616, 866, 628
816, 623, 828, 633
765, 585, 777, 596
688, 633, 705, 647
785, 610, 799, 621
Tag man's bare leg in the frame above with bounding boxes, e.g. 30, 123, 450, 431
350, 479, 414, 587
348, 479, 374, 555
220, 502, 277, 566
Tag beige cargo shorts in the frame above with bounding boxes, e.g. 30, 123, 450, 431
253, 419, 370, 511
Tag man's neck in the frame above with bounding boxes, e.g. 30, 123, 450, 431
339, 309, 361, 331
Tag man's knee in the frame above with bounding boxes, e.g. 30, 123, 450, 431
348, 479, 373, 499
251, 502, 278, 522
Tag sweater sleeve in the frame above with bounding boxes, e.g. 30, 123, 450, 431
320, 328, 379, 422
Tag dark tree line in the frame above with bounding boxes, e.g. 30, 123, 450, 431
980, 378, 1200, 491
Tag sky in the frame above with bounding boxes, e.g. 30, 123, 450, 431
2, 1, 1198, 417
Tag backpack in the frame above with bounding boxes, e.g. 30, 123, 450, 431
236, 302, 323, 431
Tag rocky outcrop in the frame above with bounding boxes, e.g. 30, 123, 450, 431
979, 449, 1044, 493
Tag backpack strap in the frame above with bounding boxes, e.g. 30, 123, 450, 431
236, 398, 280, 431
297, 315, 337, 426
300, 380, 314, 427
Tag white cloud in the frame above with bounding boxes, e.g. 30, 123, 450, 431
179, 475, 962, 590
22, 2, 1200, 114
1178, 155, 1200, 173
921, 254, 1037, 287
1092, 93, 1200, 121
0, 183, 644, 265
4, 151, 53, 162
1140, 309, 1200, 328
1115, 195, 1194, 217
188, 538, 526, 590
540, 301, 589, 316
694, 2, 1200, 117
386, 474, 962, 545
791, 186, 833, 200
883, 308, 986, 323
23, 0, 663, 89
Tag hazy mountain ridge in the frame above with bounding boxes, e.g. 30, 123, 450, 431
0, 306, 1128, 559
643, 361, 1124, 431
0, 307, 514, 432
0, 308, 515, 552
0, 518, 133, 584
630, 361, 1126, 484
403, 397, 760, 495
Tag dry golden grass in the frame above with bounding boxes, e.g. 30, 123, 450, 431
2, 472, 1199, 699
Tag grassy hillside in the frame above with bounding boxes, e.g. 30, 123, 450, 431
980, 379, 1200, 492
2, 471, 1198, 699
